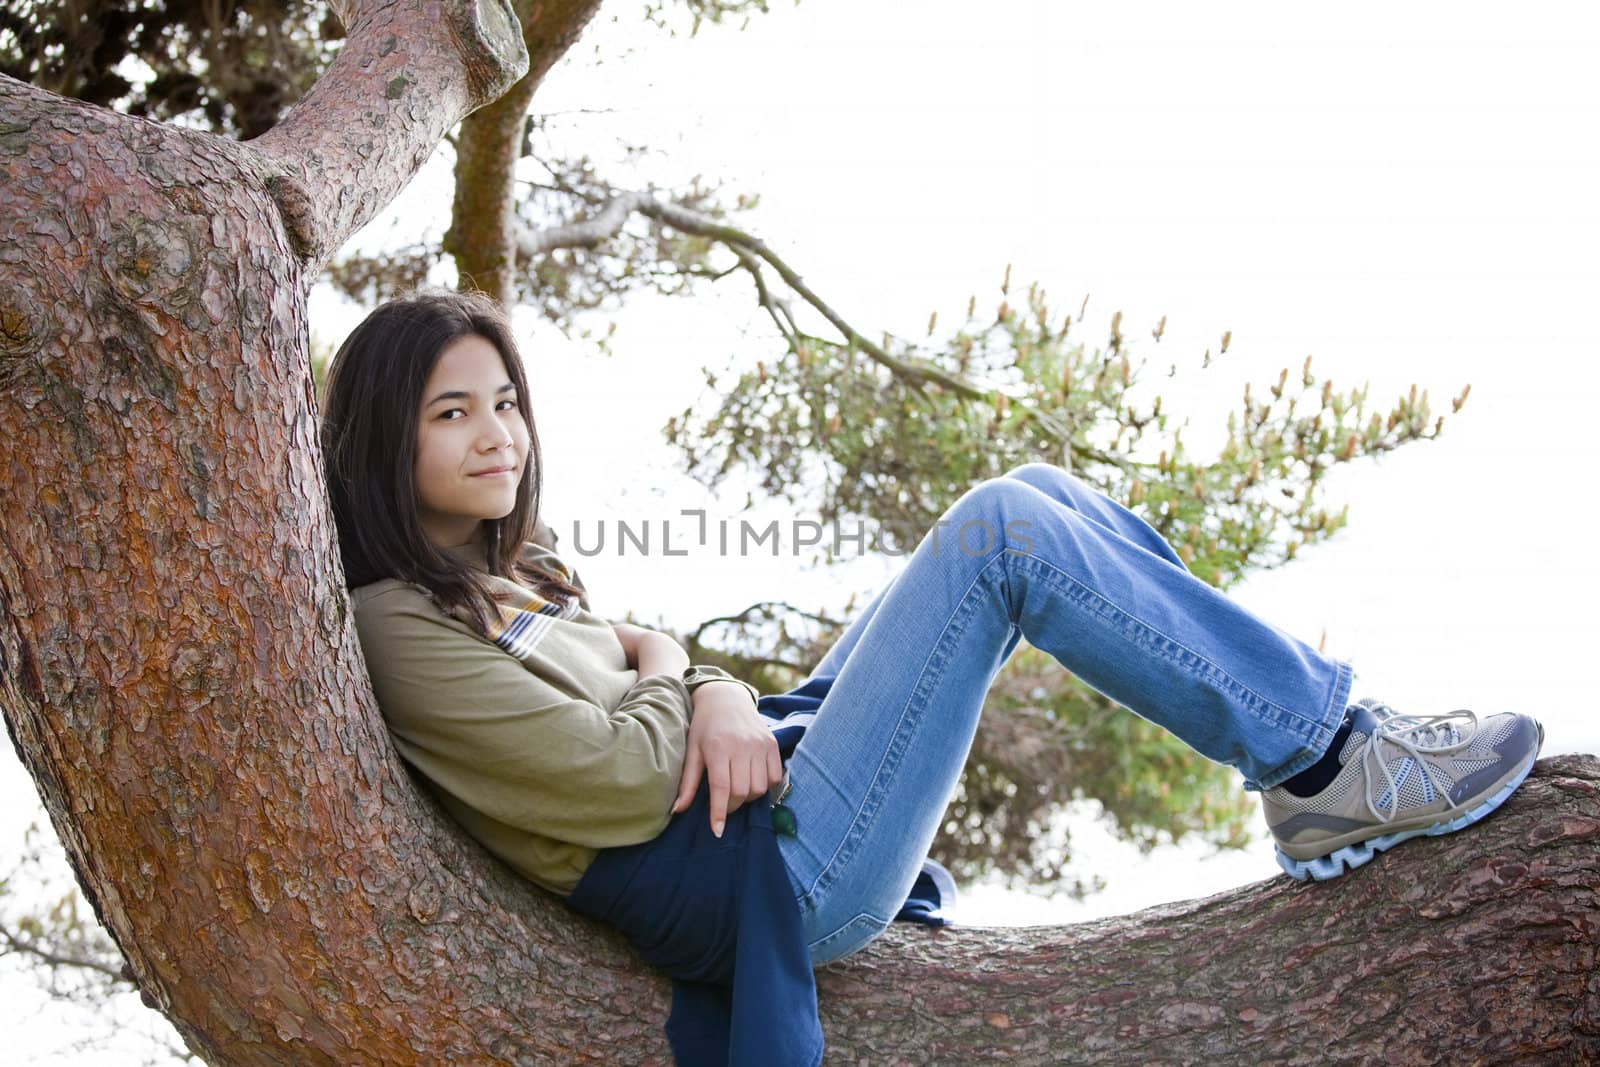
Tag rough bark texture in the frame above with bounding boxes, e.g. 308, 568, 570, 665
1, 3, 1597, 1065
252, 0, 530, 268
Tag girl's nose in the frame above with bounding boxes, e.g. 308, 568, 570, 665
477, 420, 513, 451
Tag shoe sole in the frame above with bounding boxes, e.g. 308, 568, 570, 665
1274, 750, 1539, 882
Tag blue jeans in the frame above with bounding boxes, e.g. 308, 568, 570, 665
773, 463, 1353, 965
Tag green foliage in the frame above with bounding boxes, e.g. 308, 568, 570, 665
668, 268, 1459, 590
323, 245, 438, 315
951, 646, 1255, 890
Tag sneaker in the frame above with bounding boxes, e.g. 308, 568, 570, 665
1263, 700, 1544, 881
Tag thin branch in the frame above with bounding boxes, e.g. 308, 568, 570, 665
527, 106, 625, 120
0, 919, 127, 982
513, 190, 993, 402
731, 246, 800, 348
685, 599, 846, 650
641, 198, 986, 402
511, 187, 1131, 468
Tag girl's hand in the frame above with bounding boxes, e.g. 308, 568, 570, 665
672, 683, 783, 838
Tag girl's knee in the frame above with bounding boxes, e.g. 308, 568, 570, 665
945, 478, 1043, 555
954, 475, 1035, 520
1002, 462, 1121, 524
1003, 461, 1086, 498
1002, 461, 1062, 484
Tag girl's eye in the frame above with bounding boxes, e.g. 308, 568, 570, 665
496, 398, 519, 412
438, 408, 466, 421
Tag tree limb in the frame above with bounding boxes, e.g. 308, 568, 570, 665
447, 0, 607, 303
250, 0, 530, 268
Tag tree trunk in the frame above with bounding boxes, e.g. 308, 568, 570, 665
446, 0, 606, 304
1, 3, 1596, 1064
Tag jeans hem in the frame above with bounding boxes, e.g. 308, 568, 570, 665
1247, 659, 1355, 791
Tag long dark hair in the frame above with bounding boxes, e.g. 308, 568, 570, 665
321, 289, 584, 635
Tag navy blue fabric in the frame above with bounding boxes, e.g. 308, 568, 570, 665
1278, 705, 1358, 797
755, 673, 832, 718
755, 674, 832, 759
566, 782, 824, 1067
895, 866, 955, 927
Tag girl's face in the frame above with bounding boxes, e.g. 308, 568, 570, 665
413, 333, 531, 548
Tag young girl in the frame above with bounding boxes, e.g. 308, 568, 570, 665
321, 289, 1543, 1066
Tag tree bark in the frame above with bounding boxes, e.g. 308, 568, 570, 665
1, 4, 1596, 1065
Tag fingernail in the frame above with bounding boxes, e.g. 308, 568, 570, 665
712, 821, 724, 838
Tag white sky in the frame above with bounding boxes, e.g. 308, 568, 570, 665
6, 1, 1598, 1059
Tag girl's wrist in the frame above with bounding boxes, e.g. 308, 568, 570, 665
683, 668, 759, 707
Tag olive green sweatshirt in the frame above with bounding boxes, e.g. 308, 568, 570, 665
352, 539, 738, 895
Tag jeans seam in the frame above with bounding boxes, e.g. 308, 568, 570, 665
1012, 550, 1337, 746
808, 911, 893, 966
804, 551, 1000, 904
783, 755, 849, 905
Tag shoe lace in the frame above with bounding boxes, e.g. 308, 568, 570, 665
1361, 708, 1477, 822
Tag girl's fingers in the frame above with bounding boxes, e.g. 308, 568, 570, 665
684, 729, 785, 836
706, 757, 730, 838
752, 751, 774, 800
767, 742, 784, 791
742, 753, 758, 802
728, 756, 752, 814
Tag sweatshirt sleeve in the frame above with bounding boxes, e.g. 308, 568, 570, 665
354, 588, 692, 849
